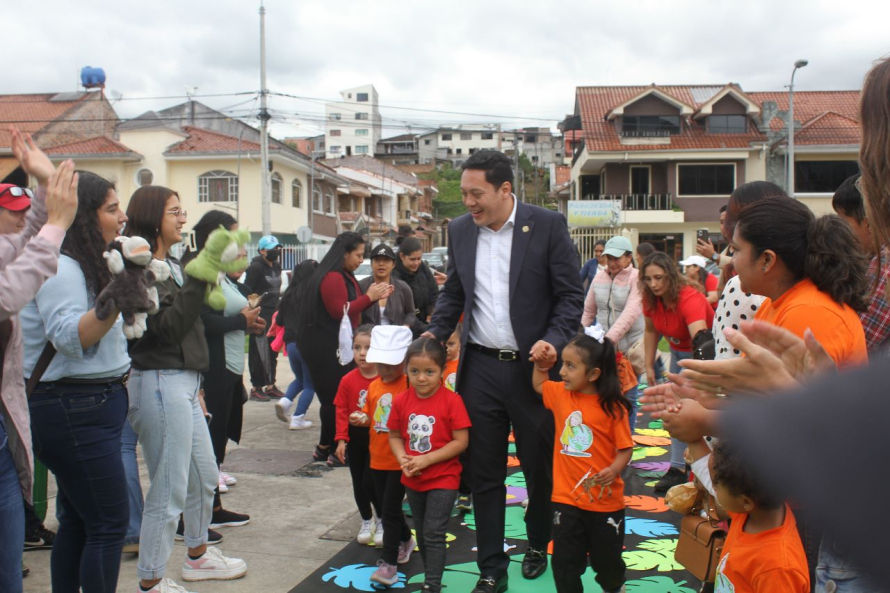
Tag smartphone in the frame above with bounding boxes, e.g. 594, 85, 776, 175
696, 229, 710, 244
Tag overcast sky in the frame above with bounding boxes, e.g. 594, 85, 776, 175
8, 0, 890, 139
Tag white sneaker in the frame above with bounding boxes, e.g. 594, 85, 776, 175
181, 546, 247, 581
275, 397, 292, 422
219, 471, 236, 486
138, 577, 195, 593
374, 519, 384, 548
357, 519, 374, 545
289, 414, 313, 430
217, 475, 228, 493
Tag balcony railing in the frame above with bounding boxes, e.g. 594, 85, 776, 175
582, 194, 674, 211
619, 129, 672, 138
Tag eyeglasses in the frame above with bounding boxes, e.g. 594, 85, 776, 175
165, 208, 187, 218
0, 186, 34, 200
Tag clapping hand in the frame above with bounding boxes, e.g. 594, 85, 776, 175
45, 160, 79, 231
11, 128, 55, 186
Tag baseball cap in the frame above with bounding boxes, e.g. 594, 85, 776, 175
0, 184, 33, 212
603, 236, 633, 258
258, 235, 280, 250
370, 244, 396, 261
366, 326, 413, 366
679, 255, 709, 269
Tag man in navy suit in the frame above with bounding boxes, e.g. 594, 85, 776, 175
425, 150, 584, 593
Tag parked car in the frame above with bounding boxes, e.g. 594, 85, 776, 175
354, 259, 373, 281
422, 252, 446, 273
431, 246, 449, 266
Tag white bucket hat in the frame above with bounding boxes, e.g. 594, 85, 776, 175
366, 326, 413, 365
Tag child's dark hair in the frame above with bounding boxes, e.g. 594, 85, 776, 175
711, 439, 782, 510
405, 337, 448, 372
565, 334, 631, 419
354, 324, 374, 340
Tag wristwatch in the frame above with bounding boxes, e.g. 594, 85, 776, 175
711, 252, 720, 262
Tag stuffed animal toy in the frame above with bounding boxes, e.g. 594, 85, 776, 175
95, 236, 171, 340
183, 225, 251, 310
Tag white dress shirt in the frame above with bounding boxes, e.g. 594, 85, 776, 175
468, 196, 519, 350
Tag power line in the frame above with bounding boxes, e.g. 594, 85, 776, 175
0, 91, 258, 104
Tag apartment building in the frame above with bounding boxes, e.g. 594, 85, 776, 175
325, 84, 382, 159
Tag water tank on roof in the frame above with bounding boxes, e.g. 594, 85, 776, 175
80, 67, 106, 89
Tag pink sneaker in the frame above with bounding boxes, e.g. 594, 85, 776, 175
397, 536, 416, 564
370, 560, 399, 586
181, 546, 247, 581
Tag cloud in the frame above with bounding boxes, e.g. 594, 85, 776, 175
5, 0, 889, 139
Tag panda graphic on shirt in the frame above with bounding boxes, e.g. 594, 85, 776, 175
407, 413, 436, 453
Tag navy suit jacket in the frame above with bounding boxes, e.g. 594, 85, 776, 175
427, 201, 584, 388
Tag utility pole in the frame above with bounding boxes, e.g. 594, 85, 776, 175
258, 1, 272, 235
787, 59, 808, 198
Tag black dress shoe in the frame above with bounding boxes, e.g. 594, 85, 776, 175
471, 575, 508, 593
522, 547, 548, 579
653, 467, 688, 494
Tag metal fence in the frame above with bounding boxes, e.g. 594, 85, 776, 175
170, 242, 331, 273
570, 227, 638, 264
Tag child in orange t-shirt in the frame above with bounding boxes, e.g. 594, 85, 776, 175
532, 327, 634, 593
350, 326, 415, 587
333, 325, 380, 546
388, 337, 471, 593
708, 439, 810, 592
443, 322, 461, 392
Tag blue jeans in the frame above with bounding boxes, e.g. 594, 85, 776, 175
668, 348, 692, 470
128, 369, 217, 581
624, 386, 639, 434
286, 342, 315, 416
121, 419, 143, 545
0, 415, 25, 593
29, 381, 129, 593
816, 535, 876, 592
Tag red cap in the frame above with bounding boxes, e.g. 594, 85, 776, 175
0, 184, 32, 211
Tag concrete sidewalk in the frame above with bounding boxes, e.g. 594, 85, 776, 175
23, 353, 360, 593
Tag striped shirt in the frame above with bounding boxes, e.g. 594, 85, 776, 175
468, 196, 519, 351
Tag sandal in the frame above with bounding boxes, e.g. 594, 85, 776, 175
312, 446, 330, 462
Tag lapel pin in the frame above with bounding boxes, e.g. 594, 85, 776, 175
522, 225, 529, 233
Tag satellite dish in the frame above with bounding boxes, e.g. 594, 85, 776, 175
296, 226, 313, 243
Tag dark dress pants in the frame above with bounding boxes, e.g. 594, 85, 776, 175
460, 348, 555, 578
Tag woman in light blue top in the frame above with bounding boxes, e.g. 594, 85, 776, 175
21, 171, 131, 592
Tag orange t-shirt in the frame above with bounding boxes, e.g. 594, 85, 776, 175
754, 278, 867, 370
715, 505, 810, 592
542, 381, 634, 512
443, 358, 459, 392
362, 376, 408, 471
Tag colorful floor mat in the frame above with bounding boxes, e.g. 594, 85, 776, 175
290, 414, 700, 592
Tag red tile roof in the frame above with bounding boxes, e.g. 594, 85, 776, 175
44, 135, 138, 156
166, 126, 261, 154
0, 93, 92, 148
575, 86, 860, 152
794, 111, 860, 145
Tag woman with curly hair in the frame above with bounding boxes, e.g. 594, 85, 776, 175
20, 169, 131, 592
639, 251, 713, 493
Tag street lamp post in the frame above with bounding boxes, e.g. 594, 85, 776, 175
787, 59, 808, 197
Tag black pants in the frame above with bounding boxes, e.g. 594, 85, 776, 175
247, 334, 277, 388
405, 488, 457, 591
205, 368, 245, 509
347, 426, 380, 520
370, 469, 412, 566
460, 348, 555, 577
552, 503, 626, 593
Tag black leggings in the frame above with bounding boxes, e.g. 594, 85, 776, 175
347, 427, 380, 520
371, 469, 412, 565
551, 504, 626, 593
247, 333, 277, 388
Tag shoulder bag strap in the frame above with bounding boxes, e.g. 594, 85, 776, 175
27, 342, 57, 397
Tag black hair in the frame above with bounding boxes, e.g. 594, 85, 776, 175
636, 242, 656, 258
594, 239, 607, 248
460, 150, 514, 193
355, 323, 375, 339
565, 335, 631, 420
62, 171, 116, 296
297, 232, 364, 331
719, 204, 728, 214
124, 185, 179, 254
736, 198, 869, 312
399, 237, 422, 256
404, 336, 448, 372
711, 439, 782, 510
832, 175, 864, 222
278, 259, 317, 316
180, 210, 237, 264
725, 181, 788, 236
